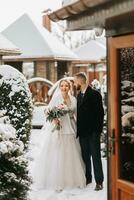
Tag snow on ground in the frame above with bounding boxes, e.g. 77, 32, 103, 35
32, 106, 46, 127
27, 129, 107, 200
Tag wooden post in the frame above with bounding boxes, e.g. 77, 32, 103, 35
0, 55, 3, 65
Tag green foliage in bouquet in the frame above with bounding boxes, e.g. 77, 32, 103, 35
46, 105, 70, 122
46, 104, 72, 132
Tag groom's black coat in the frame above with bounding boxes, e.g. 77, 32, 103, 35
77, 86, 104, 137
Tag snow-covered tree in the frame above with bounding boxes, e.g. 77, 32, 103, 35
121, 80, 134, 144
91, 79, 107, 158
0, 65, 33, 199
0, 111, 32, 200
91, 79, 101, 92
120, 47, 134, 182
0, 65, 33, 147
52, 21, 96, 49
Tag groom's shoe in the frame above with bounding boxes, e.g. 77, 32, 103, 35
86, 179, 92, 185
94, 183, 103, 191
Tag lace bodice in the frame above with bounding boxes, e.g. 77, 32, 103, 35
57, 95, 77, 135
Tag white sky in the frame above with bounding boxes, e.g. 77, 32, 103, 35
0, 0, 62, 32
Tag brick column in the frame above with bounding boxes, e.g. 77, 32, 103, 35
48, 61, 57, 82
34, 61, 47, 78
67, 61, 73, 76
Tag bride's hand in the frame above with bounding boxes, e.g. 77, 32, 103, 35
53, 118, 60, 125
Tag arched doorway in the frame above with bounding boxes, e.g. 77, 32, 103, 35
28, 77, 53, 105
28, 77, 53, 128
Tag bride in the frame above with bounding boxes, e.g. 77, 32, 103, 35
33, 79, 86, 191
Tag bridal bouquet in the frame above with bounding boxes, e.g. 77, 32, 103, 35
46, 104, 71, 132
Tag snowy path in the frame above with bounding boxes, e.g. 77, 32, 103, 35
28, 129, 107, 200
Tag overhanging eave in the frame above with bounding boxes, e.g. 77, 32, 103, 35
48, 0, 134, 33
48, 0, 110, 22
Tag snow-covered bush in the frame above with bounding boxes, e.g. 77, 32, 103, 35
91, 79, 107, 157
91, 79, 101, 91
0, 65, 33, 147
121, 80, 134, 144
0, 112, 32, 200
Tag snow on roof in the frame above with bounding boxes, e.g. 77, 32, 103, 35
0, 64, 23, 79
74, 38, 106, 61
2, 14, 78, 60
0, 33, 21, 56
62, 0, 78, 6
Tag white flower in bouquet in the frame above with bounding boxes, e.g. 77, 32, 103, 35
46, 103, 71, 132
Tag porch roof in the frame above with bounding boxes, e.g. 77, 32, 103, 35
74, 38, 106, 61
0, 33, 21, 56
49, 0, 108, 22
2, 14, 78, 61
48, 0, 134, 33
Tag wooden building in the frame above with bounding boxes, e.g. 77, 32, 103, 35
2, 14, 78, 83
49, 0, 134, 200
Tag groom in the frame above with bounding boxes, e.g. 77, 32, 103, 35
74, 72, 104, 191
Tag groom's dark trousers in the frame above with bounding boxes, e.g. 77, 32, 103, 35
77, 86, 104, 184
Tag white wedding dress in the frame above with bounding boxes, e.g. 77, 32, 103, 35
33, 93, 86, 190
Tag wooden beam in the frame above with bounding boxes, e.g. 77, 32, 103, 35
48, 0, 109, 22
65, 0, 134, 31
0, 55, 3, 65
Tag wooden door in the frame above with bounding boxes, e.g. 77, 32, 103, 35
108, 34, 134, 200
